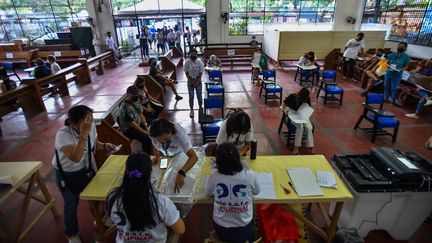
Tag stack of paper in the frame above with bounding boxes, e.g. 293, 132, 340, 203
316, 170, 337, 189
287, 168, 323, 197
288, 103, 314, 124
254, 173, 276, 199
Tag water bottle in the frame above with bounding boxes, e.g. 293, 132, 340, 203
250, 139, 257, 160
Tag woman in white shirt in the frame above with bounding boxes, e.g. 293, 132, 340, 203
52, 105, 116, 243
47, 55, 61, 74
216, 109, 253, 156
207, 142, 260, 243
108, 152, 185, 243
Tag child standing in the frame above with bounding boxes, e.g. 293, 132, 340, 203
207, 142, 260, 243
107, 152, 185, 243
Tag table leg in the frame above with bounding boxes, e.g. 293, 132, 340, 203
281, 204, 328, 240
14, 174, 37, 242
326, 202, 344, 243
36, 172, 59, 217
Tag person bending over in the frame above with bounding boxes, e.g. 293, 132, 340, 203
148, 58, 183, 101
216, 109, 253, 156
107, 152, 185, 243
133, 76, 163, 123
207, 142, 260, 243
118, 86, 153, 154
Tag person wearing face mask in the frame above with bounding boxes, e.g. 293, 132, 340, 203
118, 86, 153, 154
52, 105, 116, 243
133, 76, 164, 123
149, 119, 198, 193
148, 58, 183, 101
383, 42, 411, 105
184, 49, 204, 118
343, 32, 365, 82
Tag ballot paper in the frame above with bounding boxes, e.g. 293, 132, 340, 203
401, 70, 410, 81
6, 53, 13, 59
254, 172, 276, 199
316, 170, 337, 189
287, 168, 323, 197
288, 103, 314, 124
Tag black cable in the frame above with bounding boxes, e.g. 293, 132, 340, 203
356, 192, 393, 232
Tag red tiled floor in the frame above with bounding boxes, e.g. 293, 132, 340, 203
1, 59, 431, 243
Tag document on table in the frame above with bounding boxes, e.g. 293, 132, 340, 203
6, 52, 13, 59
288, 103, 314, 124
254, 172, 276, 199
316, 170, 337, 189
287, 168, 323, 197
0, 175, 14, 186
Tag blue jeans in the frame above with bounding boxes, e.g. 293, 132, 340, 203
214, 220, 254, 243
384, 70, 402, 102
416, 90, 430, 113
55, 170, 80, 237
187, 82, 202, 109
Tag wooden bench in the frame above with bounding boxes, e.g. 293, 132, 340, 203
138, 75, 165, 106
86, 51, 116, 75
36, 50, 89, 65
94, 94, 130, 167
161, 47, 183, 67
157, 58, 176, 81
0, 50, 38, 67
204, 47, 259, 68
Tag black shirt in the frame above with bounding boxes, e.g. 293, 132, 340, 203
34, 66, 52, 79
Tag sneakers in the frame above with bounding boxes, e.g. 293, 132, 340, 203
189, 110, 194, 118
68, 236, 82, 243
425, 99, 432, 106
405, 113, 419, 119
175, 95, 183, 101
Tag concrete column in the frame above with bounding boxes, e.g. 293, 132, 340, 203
333, 0, 366, 31
85, 0, 116, 54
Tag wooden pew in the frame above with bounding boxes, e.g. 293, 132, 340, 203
358, 58, 381, 88
0, 50, 38, 67
0, 84, 45, 119
161, 47, 183, 67
86, 51, 116, 75
323, 48, 341, 71
36, 50, 89, 65
157, 58, 176, 80
203, 47, 259, 68
138, 75, 165, 106
94, 94, 130, 167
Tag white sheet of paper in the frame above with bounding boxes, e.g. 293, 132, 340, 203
401, 70, 410, 81
316, 170, 337, 189
288, 103, 314, 124
254, 172, 276, 199
227, 49, 235, 56
6, 53, 13, 59
80, 49, 85, 55
287, 168, 323, 197
0, 175, 14, 186
54, 51, 62, 57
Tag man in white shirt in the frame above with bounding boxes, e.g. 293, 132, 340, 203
343, 32, 365, 81
175, 25, 182, 52
185, 26, 192, 52
184, 49, 204, 118
106, 31, 116, 50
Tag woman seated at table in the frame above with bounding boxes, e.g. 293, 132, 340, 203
149, 118, 198, 193
251, 49, 269, 85
404, 62, 432, 119
47, 55, 61, 74
206, 55, 221, 69
365, 55, 389, 92
284, 88, 314, 155
107, 152, 185, 243
207, 142, 260, 243
298, 51, 319, 82
133, 77, 163, 123
215, 109, 253, 156
32, 58, 52, 79
52, 105, 115, 243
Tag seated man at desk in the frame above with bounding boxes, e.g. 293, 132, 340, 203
148, 58, 183, 101
405, 59, 432, 119
206, 55, 221, 69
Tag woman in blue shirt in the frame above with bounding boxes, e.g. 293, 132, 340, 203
383, 42, 411, 105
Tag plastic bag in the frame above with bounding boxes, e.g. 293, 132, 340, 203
257, 204, 299, 243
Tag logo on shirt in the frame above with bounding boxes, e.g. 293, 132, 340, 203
216, 183, 247, 199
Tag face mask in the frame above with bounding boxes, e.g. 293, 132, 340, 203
190, 56, 197, 60
397, 47, 405, 53
131, 96, 139, 102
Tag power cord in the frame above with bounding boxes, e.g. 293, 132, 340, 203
356, 192, 393, 232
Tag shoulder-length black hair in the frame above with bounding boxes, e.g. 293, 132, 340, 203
107, 152, 161, 230
149, 118, 177, 138
226, 110, 251, 137
215, 142, 243, 175
65, 105, 93, 126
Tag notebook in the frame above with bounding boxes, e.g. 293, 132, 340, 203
287, 168, 323, 197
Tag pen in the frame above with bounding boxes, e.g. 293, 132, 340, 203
288, 181, 297, 194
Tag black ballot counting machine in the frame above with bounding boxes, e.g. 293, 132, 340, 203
333, 147, 432, 192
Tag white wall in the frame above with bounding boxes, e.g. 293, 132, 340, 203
333, 0, 365, 31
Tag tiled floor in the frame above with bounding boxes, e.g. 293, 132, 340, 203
1, 59, 431, 243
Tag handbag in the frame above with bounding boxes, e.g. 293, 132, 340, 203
55, 135, 95, 193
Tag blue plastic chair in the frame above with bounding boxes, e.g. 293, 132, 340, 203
200, 97, 224, 144
316, 70, 343, 105
354, 93, 399, 143
2, 62, 21, 81
206, 70, 224, 100
259, 70, 282, 104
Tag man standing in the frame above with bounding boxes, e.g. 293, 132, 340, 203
343, 32, 365, 81
175, 25, 182, 52
185, 26, 192, 52
184, 49, 204, 118
106, 31, 116, 50
167, 29, 176, 49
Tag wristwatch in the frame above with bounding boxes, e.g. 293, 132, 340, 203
178, 169, 186, 177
